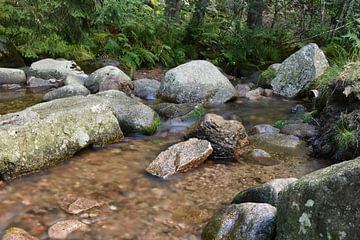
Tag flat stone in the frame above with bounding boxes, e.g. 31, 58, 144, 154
48, 220, 90, 239
250, 133, 301, 148
280, 123, 318, 139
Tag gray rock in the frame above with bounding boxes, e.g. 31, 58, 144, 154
64, 73, 88, 86
0, 68, 26, 85
280, 123, 317, 139
250, 133, 301, 148
291, 104, 307, 113
0, 95, 123, 181
133, 78, 160, 100
232, 178, 298, 207
158, 60, 236, 104
48, 220, 90, 239
249, 124, 280, 135
85, 66, 132, 94
2, 227, 38, 240
154, 102, 204, 120
187, 113, 249, 160
28, 58, 84, 80
202, 203, 276, 240
43, 85, 90, 102
0, 36, 25, 68
244, 149, 278, 166
27, 76, 61, 89
235, 84, 251, 98
146, 138, 213, 178
97, 90, 160, 135
271, 43, 329, 98
1, 84, 22, 90
276, 157, 360, 240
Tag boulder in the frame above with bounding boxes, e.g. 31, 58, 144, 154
271, 43, 329, 98
133, 78, 160, 100
158, 60, 236, 104
0, 36, 25, 68
146, 138, 213, 178
202, 203, 276, 240
27, 76, 61, 89
232, 178, 298, 207
276, 157, 360, 240
249, 133, 301, 148
249, 124, 280, 135
187, 113, 249, 160
28, 58, 84, 80
0, 68, 26, 85
64, 73, 88, 86
48, 220, 90, 239
280, 123, 317, 139
97, 90, 160, 135
43, 85, 90, 102
0, 95, 123, 181
84, 66, 132, 94
2, 227, 38, 240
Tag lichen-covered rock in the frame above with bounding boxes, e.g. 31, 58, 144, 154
2, 227, 38, 240
0, 36, 25, 68
0, 96, 123, 181
0, 68, 26, 85
48, 220, 90, 239
187, 113, 249, 160
232, 178, 298, 207
202, 203, 276, 240
43, 85, 90, 102
280, 123, 317, 139
97, 90, 160, 135
85, 66, 132, 94
276, 157, 360, 240
271, 43, 329, 98
146, 138, 213, 178
28, 58, 84, 80
249, 133, 301, 148
158, 60, 236, 104
133, 78, 160, 100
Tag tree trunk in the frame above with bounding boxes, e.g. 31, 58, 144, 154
165, 0, 181, 20
247, 0, 265, 28
191, 0, 210, 28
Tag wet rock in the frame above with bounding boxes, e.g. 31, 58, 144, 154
85, 66, 133, 94
250, 133, 301, 148
133, 79, 160, 100
1, 84, 22, 90
271, 43, 329, 98
64, 73, 88, 86
276, 156, 360, 240
0, 36, 25, 68
43, 85, 90, 102
0, 68, 26, 85
280, 123, 317, 139
28, 58, 84, 80
232, 178, 297, 207
0, 95, 123, 181
27, 77, 61, 89
2, 227, 38, 240
291, 104, 307, 113
245, 88, 265, 100
202, 203, 276, 240
146, 138, 213, 178
244, 149, 277, 166
48, 220, 90, 239
249, 124, 280, 135
158, 60, 236, 104
97, 90, 160, 135
154, 102, 204, 120
187, 113, 249, 160
235, 84, 251, 98
61, 197, 100, 214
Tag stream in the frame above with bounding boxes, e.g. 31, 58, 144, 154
0, 88, 330, 239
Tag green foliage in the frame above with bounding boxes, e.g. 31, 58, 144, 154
274, 120, 289, 129
334, 113, 360, 155
303, 111, 317, 124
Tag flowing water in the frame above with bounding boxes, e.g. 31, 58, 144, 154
0, 90, 330, 239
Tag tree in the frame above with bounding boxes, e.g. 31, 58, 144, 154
247, 0, 265, 28
165, 0, 181, 20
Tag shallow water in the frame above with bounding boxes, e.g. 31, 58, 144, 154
0, 92, 329, 239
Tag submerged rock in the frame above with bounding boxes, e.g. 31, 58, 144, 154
187, 113, 249, 160
244, 148, 278, 166
271, 43, 329, 98
48, 220, 90, 239
0, 36, 25, 68
280, 123, 317, 139
146, 138, 213, 178
2, 227, 38, 240
276, 157, 360, 240
133, 78, 160, 100
27, 76, 61, 89
249, 124, 280, 135
250, 133, 301, 148
60, 197, 100, 215
0, 95, 123, 181
0, 68, 26, 85
202, 203, 276, 240
43, 85, 90, 101
158, 60, 236, 104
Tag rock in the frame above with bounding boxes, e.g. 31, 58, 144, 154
250, 133, 301, 148
232, 178, 298, 207
276, 157, 360, 240
257, 63, 281, 88
291, 104, 307, 113
2, 227, 38, 240
187, 113, 249, 160
1, 84, 22, 90
202, 203, 276, 240
264, 89, 273, 97
244, 149, 278, 166
271, 43, 329, 98
133, 79, 160, 100
64, 73, 88, 86
28, 58, 84, 80
61, 197, 100, 214
27, 76, 61, 89
245, 88, 264, 100
158, 60, 236, 104
154, 102, 204, 120
280, 123, 317, 139
146, 138, 213, 178
0, 95, 123, 181
48, 220, 90, 239
43, 85, 90, 102
0, 68, 26, 85
0, 36, 25, 68
97, 90, 160, 135
235, 84, 251, 98
84, 66, 132, 94
249, 124, 280, 135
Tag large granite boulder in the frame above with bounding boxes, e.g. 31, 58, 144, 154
146, 138, 213, 178
43, 85, 90, 102
187, 113, 249, 160
276, 157, 360, 240
158, 60, 236, 104
0, 68, 26, 85
0, 96, 123, 181
133, 78, 160, 100
271, 43, 329, 98
0, 36, 25, 68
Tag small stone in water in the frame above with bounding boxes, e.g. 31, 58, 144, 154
48, 219, 90, 239
2, 227, 38, 240
61, 197, 100, 214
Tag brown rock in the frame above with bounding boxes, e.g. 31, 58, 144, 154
264, 89, 273, 97
2, 228, 38, 240
48, 220, 90, 239
99, 75, 134, 95
60, 196, 100, 215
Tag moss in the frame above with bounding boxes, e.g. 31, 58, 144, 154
189, 106, 206, 119
274, 120, 289, 129
257, 67, 276, 88
141, 115, 160, 135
